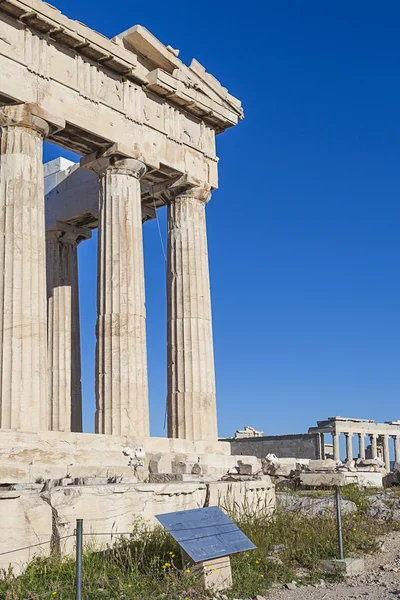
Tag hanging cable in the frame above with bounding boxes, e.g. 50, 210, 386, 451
153, 199, 166, 264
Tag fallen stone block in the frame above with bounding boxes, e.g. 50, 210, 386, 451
300, 472, 347, 487
191, 463, 201, 475
237, 460, 253, 476
306, 459, 337, 472
171, 461, 189, 475
357, 458, 380, 467
320, 557, 364, 576
148, 453, 173, 474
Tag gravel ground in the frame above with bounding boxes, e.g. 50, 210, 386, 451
268, 530, 400, 600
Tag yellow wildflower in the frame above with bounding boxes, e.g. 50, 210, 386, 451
260, 574, 264, 578
185, 569, 191, 573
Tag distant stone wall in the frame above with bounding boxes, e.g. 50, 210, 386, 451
223, 434, 320, 459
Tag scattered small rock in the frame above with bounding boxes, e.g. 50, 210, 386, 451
269, 544, 286, 554
285, 581, 297, 590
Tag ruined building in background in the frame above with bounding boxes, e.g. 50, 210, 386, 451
226, 417, 400, 470
235, 426, 264, 438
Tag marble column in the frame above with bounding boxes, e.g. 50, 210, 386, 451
46, 226, 91, 432
0, 105, 49, 430
332, 432, 340, 461
394, 436, 400, 465
345, 432, 353, 462
317, 432, 325, 459
83, 153, 149, 436
382, 434, 390, 471
358, 433, 365, 460
370, 433, 378, 459
167, 185, 218, 441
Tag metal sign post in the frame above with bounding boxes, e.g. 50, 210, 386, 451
335, 487, 344, 560
75, 519, 83, 600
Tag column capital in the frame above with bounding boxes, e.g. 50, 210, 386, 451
0, 103, 64, 138
166, 181, 212, 204
81, 143, 147, 179
46, 223, 92, 246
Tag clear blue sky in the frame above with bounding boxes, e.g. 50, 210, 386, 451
43, 1, 400, 438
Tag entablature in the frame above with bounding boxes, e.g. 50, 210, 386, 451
0, 0, 243, 132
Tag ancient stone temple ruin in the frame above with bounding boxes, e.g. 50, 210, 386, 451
0, 0, 275, 573
309, 416, 400, 470
0, 0, 242, 439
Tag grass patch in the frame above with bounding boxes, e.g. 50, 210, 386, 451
0, 491, 395, 600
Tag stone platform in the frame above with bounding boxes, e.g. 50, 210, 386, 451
0, 478, 275, 574
0, 430, 275, 575
0, 429, 238, 483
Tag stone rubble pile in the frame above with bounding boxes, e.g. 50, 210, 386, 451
260, 455, 388, 488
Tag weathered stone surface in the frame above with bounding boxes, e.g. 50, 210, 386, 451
0, 105, 49, 431
46, 227, 90, 433
0, 491, 52, 574
0, 430, 232, 483
208, 479, 275, 515
167, 187, 217, 441
87, 156, 149, 437
0, 479, 275, 573
277, 493, 356, 517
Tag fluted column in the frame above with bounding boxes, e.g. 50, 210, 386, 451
167, 185, 217, 441
370, 433, 378, 459
0, 105, 49, 430
316, 433, 324, 459
332, 432, 340, 461
83, 152, 149, 436
46, 226, 91, 432
394, 436, 400, 464
345, 433, 353, 462
358, 433, 366, 460
382, 434, 390, 471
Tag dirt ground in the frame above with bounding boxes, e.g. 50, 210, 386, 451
269, 530, 400, 600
